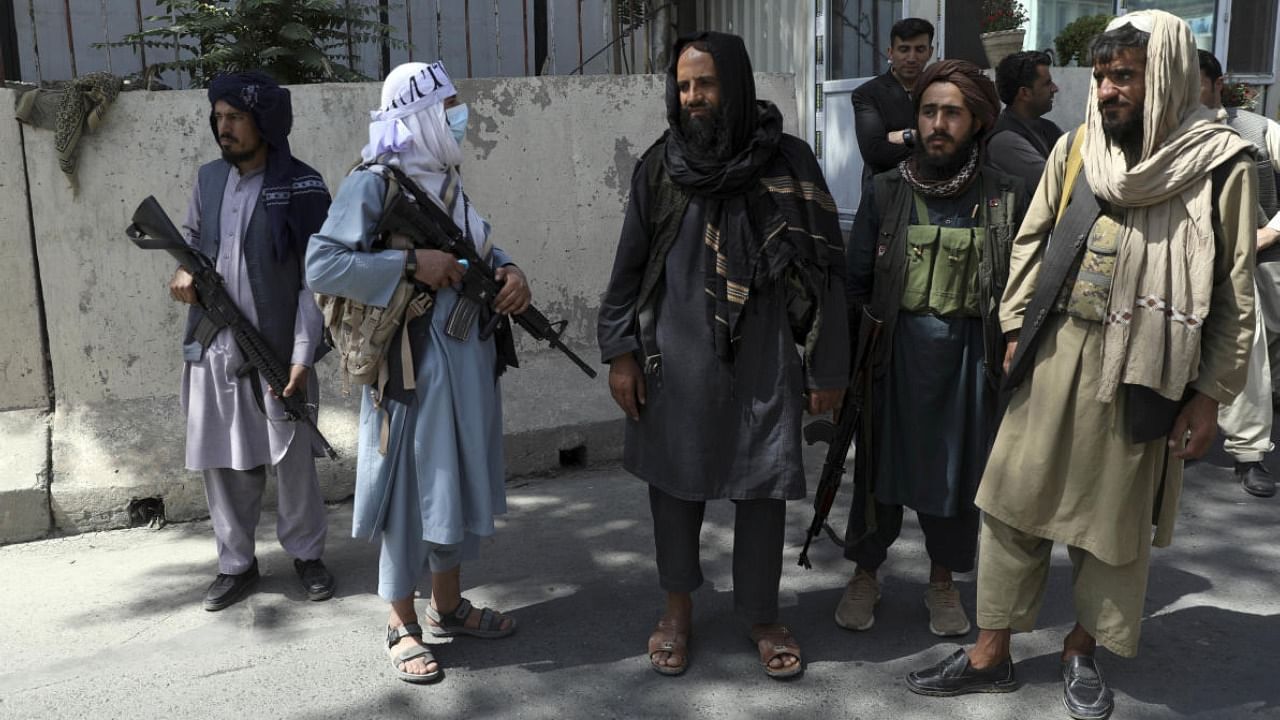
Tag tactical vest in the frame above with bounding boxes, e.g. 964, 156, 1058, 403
182, 159, 306, 366
867, 167, 1022, 386
901, 191, 989, 317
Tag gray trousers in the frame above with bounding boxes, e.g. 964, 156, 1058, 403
203, 431, 327, 575
1218, 282, 1275, 463
649, 485, 785, 626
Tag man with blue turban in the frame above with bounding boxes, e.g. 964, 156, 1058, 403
168, 71, 335, 611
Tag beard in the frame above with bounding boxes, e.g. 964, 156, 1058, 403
913, 134, 976, 181
1100, 104, 1144, 157
679, 102, 731, 164
219, 136, 261, 165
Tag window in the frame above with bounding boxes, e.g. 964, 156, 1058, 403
1120, 0, 1218, 50
1227, 0, 1279, 77
827, 0, 902, 80
1027, 1, 1114, 56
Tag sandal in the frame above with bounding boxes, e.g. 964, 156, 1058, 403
750, 624, 803, 680
425, 597, 517, 639
386, 622, 442, 684
647, 617, 691, 676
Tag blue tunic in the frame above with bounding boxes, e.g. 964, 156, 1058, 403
305, 170, 511, 559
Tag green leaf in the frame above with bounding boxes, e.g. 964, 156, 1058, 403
279, 22, 313, 42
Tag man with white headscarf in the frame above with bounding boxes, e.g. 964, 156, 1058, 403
306, 61, 529, 684
907, 11, 1255, 719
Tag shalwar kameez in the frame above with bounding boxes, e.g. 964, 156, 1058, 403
178, 73, 333, 603
307, 61, 521, 683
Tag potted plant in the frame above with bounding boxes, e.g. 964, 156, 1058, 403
1222, 81, 1260, 111
1054, 14, 1114, 67
980, 0, 1030, 68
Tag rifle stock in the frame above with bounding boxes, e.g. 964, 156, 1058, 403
126, 196, 339, 460
797, 305, 883, 569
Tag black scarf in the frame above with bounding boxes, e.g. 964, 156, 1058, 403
207, 72, 330, 262
657, 32, 839, 363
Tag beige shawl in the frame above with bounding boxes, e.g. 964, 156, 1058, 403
1083, 10, 1252, 402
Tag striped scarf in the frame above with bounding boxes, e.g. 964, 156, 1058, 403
699, 147, 843, 362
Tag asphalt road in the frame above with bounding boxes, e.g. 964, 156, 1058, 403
1, 444, 1277, 720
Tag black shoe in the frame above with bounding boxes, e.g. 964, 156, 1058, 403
906, 648, 1019, 696
294, 558, 335, 601
1062, 655, 1114, 720
1236, 462, 1277, 498
203, 558, 259, 611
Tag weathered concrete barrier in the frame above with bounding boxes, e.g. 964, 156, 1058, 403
0, 73, 798, 543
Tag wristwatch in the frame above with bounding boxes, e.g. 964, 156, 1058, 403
902, 128, 916, 147
403, 250, 417, 281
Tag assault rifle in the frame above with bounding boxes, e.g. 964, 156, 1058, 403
374, 167, 597, 379
797, 305, 883, 569
126, 196, 339, 460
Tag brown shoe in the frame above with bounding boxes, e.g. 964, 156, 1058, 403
925, 581, 972, 637
835, 569, 880, 630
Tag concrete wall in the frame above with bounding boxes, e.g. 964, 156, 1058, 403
1043, 66, 1093, 134
0, 88, 51, 544
0, 73, 799, 543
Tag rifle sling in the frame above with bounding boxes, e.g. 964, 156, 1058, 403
1002, 167, 1099, 391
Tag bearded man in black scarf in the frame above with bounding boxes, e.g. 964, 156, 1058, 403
835, 60, 1025, 641
597, 32, 849, 679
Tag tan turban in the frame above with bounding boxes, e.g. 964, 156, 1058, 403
912, 59, 1000, 141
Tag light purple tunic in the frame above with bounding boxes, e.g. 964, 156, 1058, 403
180, 165, 323, 471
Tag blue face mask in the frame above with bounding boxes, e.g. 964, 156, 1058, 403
445, 103, 469, 145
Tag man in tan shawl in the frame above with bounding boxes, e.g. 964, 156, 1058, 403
906, 11, 1255, 720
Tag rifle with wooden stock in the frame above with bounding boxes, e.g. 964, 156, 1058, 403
797, 305, 883, 569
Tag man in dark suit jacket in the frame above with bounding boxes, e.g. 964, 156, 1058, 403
851, 17, 935, 183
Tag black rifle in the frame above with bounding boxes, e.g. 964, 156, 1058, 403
126, 196, 338, 460
374, 167, 597, 379
797, 305, 883, 569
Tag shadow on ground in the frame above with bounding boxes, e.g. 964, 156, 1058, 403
2, 443, 1277, 719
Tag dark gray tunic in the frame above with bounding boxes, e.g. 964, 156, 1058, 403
852, 180, 998, 517
598, 168, 849, 502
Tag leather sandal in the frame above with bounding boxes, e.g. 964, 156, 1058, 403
750, 625, 803, 679
647, 616, 691, 676
425, 597, 517, 639
386, 623, 442, 684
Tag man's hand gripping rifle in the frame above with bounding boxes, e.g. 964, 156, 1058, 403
797, 305, 883, 569
125, 196, 339, 460
374, 167, 597, 379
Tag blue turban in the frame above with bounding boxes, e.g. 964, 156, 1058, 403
207, 71, 329, 262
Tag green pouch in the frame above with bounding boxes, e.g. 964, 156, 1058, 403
902, 224, 939, 313
964, 226, 986, 316
1065, 215, 1120, 322
930, 226, 974, 316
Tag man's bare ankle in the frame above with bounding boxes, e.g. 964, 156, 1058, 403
966, 648, 1007, 670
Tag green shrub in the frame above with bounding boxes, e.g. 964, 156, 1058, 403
1054, 14, 1113, 67
97, 0, 406, 87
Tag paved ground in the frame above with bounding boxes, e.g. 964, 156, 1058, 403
1, 443, 1278, 720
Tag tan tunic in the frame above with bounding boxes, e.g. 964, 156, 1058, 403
976, 134, 1256, 565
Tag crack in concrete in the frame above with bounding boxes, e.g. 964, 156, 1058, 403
16, 122, 55, 540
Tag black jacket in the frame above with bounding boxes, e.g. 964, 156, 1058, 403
851, 70, 916, 181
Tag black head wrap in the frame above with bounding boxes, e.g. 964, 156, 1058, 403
662, 32, 783, 198
207, 71, 329, 262
638, 32, 841, 368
